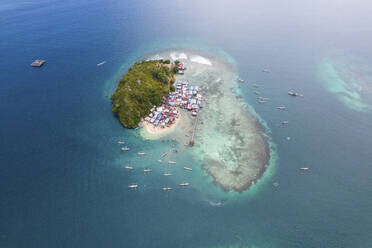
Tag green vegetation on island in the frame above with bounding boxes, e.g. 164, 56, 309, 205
111, 60, 177, 128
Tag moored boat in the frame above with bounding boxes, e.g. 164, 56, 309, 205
144, 169, 152, 173
162, 187, 172, 191
124, 165, 133, 170
137, 152, 146, 155
179, 182, 190, 187
276, 106, 286, 110
118, 141, 125, 145
121, 147, 130, 151
300, 167, 309, 171
163, 173, 172, 176
168, 161, 176, 164
128, 184, 138, 189
184, 167, 192, 171
97, 61, 106, 66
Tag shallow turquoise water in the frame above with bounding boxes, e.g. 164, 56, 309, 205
1, 0, 372, 247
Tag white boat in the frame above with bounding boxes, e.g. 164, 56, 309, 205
184, 167, 192, 171
300, 167, 309, 171
168, 161, 177, 164
137, 152, 146, 155
163, 173, 172, 176
282, 120, 289, 124
144, 169, 152, 173
124, 165, 133, 170
128, 184, 138, 189
288, 91, 298, 96
121, 147, 130, 151
179, 182, 190, 187
276, 106, 286, 110
238, 79, 244, 82
158, 160, 162, 163
162, 187, 172, 191
97, 61, 106, 67
118, 141, 125, 145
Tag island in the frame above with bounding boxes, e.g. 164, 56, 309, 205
112, 50, 274, 193
111, 59, 178, 128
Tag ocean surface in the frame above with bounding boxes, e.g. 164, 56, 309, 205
1, 0, 372, 247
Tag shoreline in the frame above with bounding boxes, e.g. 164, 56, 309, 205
139, 111, 183, 139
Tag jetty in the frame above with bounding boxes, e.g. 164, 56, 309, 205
189, 114, 199, 147
31, 59, 46, 67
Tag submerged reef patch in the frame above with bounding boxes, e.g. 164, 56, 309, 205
318, 56, 372, 112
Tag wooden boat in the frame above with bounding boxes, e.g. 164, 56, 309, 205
97, 61, 106, 66
31, 59, 46, 67
276, 106, 286, 110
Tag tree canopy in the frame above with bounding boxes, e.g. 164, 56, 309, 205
111, 60, 176, 128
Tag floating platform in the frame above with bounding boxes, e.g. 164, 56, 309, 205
31, 59, 46, 67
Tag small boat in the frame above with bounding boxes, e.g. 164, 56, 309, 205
97, 61, 106, 67
163, 173, 172, 176
158, 160, 162, 163
161, 152, 168, 158
263, 69, 270, 73
144, 169, 152, 173
121, 147, 130, 151
238, 79, 244, 82
179, 182, 190, 187
300, 167, 309, 171
276, 106, 286, 110
282, 120, 289, 124
253, 84, 260, 88
184, 167, 192, 171
288, 91, 298, 96
254, 91, 261, 95
168, 161, 177, 164
162, 187, 172, 191
124, 165, 133, 170
258, 100, 265, 104
118, 141, 125, 145
128, 184, 138, 189
286, 136, 291, 141
273, 182, 279, 187
137, 152, 146, 155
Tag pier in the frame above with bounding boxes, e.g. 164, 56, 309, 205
189, 115, 199, 146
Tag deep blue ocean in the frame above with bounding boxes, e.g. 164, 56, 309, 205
1, 0, 372, 247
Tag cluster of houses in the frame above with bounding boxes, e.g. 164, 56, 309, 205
177, 63, 186, 74
143, 80, 203, 128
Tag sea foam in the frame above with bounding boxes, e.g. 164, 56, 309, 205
190, 55, 213, 66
